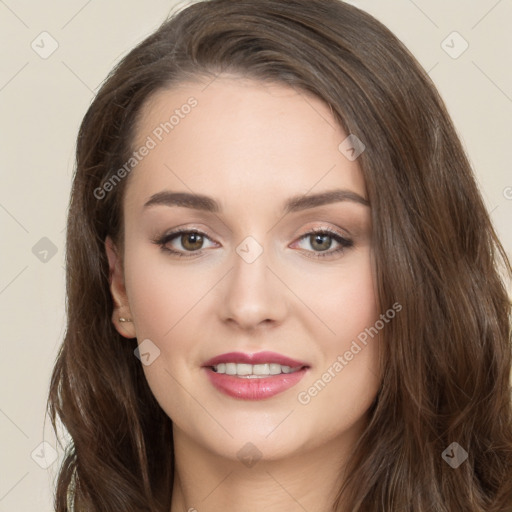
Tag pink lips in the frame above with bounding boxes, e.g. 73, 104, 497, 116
202, 351, 309, 400
203, 351, 307, 368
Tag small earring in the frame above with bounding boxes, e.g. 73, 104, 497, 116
119, 317, 133, 323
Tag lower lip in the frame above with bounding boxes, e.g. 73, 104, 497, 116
204, 367, 308, 400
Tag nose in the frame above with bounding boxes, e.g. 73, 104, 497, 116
218, 244, 288, 331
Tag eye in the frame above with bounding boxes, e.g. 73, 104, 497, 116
153, 229, 218, 257
292, 228, 353, 258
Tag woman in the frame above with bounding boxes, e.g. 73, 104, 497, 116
47, 0, 512, 510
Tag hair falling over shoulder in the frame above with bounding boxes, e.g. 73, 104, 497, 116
47, 0, 512, 510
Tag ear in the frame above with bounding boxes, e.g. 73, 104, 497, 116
105, 236, 136, 339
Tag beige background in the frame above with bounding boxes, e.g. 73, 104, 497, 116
0, 0, 510, 510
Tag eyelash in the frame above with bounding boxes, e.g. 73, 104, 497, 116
152, 227, 353, 259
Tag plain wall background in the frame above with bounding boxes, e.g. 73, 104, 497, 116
0, 1, 510, 510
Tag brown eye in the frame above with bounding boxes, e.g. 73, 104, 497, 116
181, 232, 204, 251
153, 229, 216, 257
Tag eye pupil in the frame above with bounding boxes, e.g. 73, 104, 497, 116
182, 233, 203, 251
310, 234, 332, 251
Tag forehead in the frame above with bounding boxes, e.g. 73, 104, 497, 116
125, 76, 366, 211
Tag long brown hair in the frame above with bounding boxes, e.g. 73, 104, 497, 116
48, 0, 512, 510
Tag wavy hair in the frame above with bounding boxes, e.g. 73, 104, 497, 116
47, 0, 512, 510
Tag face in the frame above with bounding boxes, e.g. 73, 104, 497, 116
107, 76, 381, 464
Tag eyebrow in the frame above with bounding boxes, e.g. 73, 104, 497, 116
143, 188, 370, 213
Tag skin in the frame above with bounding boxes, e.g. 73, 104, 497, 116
106, 76, 382, 512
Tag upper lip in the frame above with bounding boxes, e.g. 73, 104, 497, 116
203, 351, 309, 368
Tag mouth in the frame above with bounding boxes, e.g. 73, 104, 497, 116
202, 351, 310, 400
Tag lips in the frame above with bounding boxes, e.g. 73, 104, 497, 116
203, 351, 307, 368
202, 351, 310, 400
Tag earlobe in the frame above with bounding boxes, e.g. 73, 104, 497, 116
105, 236, 136, 339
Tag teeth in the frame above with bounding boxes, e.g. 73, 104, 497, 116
225, 363, 236, 375
253, 363, 269, 375
212, 362, 301, 377
269, 363, 281, 375
237, 363, 252, 376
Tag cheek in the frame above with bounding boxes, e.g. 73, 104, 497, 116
292, 251, 380, 418
293, 250, 378, 351
123, 243, 214, 340
121, 246, 211, 423
122, 243, 223, 388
